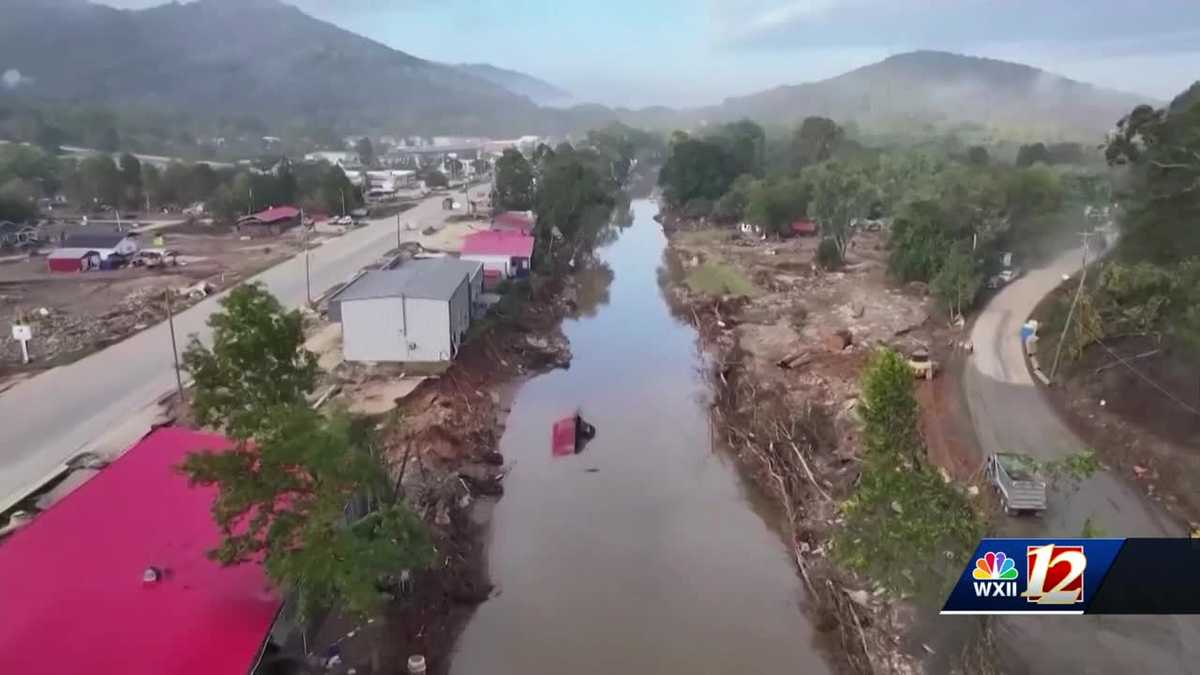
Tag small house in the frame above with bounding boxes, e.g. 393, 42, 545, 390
60, 231, 139, 260
47, 248, 102, 273
236, 206, 301, 237
338, 258, 484, 363
460, 230, 535, 280
790, 220, 819, 237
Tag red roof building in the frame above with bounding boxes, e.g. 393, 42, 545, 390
790, 219, 819, 236
461, 229, 535, 280
237, 206, 302, 236
0, 427, 281, 675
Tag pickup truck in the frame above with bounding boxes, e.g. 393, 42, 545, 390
986, 452, 1047, 515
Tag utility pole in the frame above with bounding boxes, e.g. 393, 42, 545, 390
340, 189, 346, 217
165, 290, 185, 403
396, 213, 402, 250
1050, 231, 1093, 379
248, 187, 254, 216
302, 208, 312, 307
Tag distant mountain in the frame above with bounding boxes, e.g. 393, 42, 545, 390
0, 0, 554, 136
705, 51, 1152, 140
454, 63, 571, 106
0, 0, 1156, 146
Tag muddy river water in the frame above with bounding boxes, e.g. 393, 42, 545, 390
450, 200, 830, 674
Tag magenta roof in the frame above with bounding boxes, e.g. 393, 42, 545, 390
791, 219, 818, 234
0, 427, 281, 675
242, 205, 301, 224
461, 229, 535, 258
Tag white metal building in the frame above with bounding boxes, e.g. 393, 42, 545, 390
337, 259, 484, 363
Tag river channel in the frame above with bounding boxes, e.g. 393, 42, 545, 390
449, 199, 830, 674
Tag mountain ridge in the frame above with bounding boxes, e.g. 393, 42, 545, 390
0, 1, 1160, 142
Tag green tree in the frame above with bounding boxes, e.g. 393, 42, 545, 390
710, 119, 766, 178
836, 349, 982, 594
931, 242, 983, 317
180, 406, 434, 620
1016, 142, 1050, 167
119, 153, 142, 210
712, 175, 755, 223
74, 155, 123, 208
966, 145, 990, 166
141, 164, 162, 210
807, 161, 875, 257
657, 138, 738, 207
1105, 84, 1200, 262
744, 175, 810, 235
181, 283, 318, 440
354, 137, 376, 168
0, 179, 37, 223
791, 116, 844, 169
535, 146, 618, 271
888, 198, 960, 282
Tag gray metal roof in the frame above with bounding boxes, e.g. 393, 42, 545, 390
336, 258, 481, 304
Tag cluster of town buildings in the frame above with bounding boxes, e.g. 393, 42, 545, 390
330, 209, 535, 364
0, 206, 540, 673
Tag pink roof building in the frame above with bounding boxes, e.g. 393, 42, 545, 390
460, 230, 535, 279
0, 427, 281, 675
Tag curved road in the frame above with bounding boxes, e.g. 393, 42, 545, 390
0, 187, 488, 512
964, 246, 1200, 672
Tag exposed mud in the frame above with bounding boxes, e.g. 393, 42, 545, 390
661, 220, 993, 674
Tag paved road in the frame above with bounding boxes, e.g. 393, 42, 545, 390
964, 247, 1200, 673
0, 187, 488, 511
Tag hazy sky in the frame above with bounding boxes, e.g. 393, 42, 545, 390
99, 0, 1200, 108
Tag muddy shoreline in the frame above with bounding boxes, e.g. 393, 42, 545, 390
298, 273, 582, 675
657, 210, 991, 674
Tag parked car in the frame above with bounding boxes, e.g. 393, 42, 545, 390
131, 248, 179, 268
998, 267, 1023, 284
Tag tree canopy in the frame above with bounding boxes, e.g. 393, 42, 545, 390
180, 283, 432, 620
1105, 86, 1200, 262
494, 148, 535, 210
182, 283, 318, 440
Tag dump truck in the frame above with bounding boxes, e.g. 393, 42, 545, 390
986, 452, 1047, 516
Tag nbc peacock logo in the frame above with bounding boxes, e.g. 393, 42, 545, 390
972, 551, 1019, 598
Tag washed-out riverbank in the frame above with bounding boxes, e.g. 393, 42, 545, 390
449, 199, 833, 674
658, 211, 996, 673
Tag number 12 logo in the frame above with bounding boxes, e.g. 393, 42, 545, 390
1024, 544, 1086, 604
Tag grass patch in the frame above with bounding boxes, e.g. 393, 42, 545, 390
685, 261, 756, 296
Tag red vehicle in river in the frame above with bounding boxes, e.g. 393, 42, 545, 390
552, 412, 596, 457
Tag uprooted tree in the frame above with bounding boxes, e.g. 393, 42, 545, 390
181, 283, 433, 620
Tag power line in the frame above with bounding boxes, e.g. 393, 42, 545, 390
1087, 332, 1200, 417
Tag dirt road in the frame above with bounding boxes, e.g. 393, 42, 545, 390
964, 246, 1200, 672
0, 187, 489, 513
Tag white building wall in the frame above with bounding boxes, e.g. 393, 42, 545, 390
447, 280, 471, 354
342, 297, 406, 362
461, 253, 511, 277
402, 297, 453, 362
